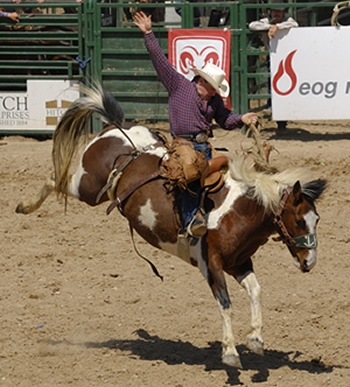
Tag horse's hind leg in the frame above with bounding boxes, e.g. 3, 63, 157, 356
16, 175, 55, 214
238, 270, 264, 356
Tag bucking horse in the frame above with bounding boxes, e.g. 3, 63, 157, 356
16, 84, 327, 368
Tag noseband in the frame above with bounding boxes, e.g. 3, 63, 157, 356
273, 188, 318, 253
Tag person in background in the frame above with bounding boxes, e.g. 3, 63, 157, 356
10, 0, 83, 14
174, 0, 201, 27
0, 9, 19, 21
9, 0, 51, 14
126, 0, 165, 23
249, 0, 298, 131
133, 11, 258, 237
62, 0, 83, 14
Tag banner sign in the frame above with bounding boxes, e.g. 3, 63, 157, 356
0, 80, 79, 132
270, 26, 350, 120
168, 29, 232, 108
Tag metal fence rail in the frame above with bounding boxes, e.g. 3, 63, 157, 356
0, 0, 341, 133
0, 2, 84, 92
84, 0, 339, 122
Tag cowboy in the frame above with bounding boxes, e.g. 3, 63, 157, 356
133, 11, 258, 237
249, 0, 298, 130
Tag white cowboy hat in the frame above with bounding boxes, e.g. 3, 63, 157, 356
191, 63, 230, 98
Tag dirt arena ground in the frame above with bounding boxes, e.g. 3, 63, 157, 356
1, 119, 350, 387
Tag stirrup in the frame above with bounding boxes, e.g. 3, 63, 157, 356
187, 212, 207, 238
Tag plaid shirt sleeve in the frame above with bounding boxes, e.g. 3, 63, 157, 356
212, 96, 244, 130
144, 32, 182, 95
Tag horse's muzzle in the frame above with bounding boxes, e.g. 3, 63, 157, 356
294, 250, 317, 272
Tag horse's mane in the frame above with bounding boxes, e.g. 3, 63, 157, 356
228, 156, 317, 213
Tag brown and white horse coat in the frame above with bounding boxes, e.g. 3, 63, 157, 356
16, 85, 326, 368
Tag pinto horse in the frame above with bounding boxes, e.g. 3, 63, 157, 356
16, 85, 326, 369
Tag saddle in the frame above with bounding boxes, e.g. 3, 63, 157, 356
160, 138, 227, 193
202, 155, 228, 193
104, 139, 228, 216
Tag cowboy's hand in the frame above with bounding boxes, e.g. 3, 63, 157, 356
133, 11, 152, 34
268, 24, 278, 38
8, 11, 20, 22
242, 112, 258, 126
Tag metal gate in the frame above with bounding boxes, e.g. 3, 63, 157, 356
0, 2, 84, 92
79, 0, 340, 121
0, 0, 338, 134
0, 1, 84, 134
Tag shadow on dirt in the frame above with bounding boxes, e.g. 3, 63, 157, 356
40, 328, 342, 385
262, 126, 350, 142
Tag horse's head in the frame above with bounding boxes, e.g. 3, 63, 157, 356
274, 179, 327, 273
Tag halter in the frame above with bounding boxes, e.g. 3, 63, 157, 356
273, 188, 318, 254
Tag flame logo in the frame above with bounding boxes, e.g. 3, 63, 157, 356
272, 50, 297, 96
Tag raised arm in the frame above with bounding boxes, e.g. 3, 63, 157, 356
133, 11, 183, 95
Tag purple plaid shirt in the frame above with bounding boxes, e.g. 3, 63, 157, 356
144, 32, 244, 137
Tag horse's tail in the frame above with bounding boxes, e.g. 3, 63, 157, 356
52, 83, 124, 202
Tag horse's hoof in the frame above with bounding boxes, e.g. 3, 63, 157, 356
222, 354, 243, 369
15, 203, 26, 214
247, 336, 264, 356
15, 203, 31, 214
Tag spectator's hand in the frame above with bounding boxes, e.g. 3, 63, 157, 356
268, 24, 278, 38
133, 11, 152, 34
8, 11, 20, 22
241, 112, 258, 126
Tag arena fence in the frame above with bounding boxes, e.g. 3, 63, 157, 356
0, 0, 340, 134
0, 2, 84, 92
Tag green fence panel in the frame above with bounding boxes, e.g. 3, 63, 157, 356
85, 1, 339, 124
0, 0, 341, 134
0, 2, 84, 93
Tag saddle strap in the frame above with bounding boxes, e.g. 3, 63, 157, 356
96, 150, 141, 203
106, 170, 161, 215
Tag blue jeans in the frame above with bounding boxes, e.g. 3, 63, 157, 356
181, 142, 212, 231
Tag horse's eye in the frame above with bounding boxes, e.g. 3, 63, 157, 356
296, 219, 305, 228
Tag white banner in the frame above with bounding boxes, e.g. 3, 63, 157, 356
270, 26, 350, 120
0, 80, 79, 132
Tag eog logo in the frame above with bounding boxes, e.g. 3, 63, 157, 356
272, 50, 338, 98
272, 50, 297, 96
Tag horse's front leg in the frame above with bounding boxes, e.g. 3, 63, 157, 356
16, 175, 55, 214
237, 269, 264, 356
217, 300, 243, 368
201, 255, 242, 368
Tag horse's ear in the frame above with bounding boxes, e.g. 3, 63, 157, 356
292, 181, 303, 203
